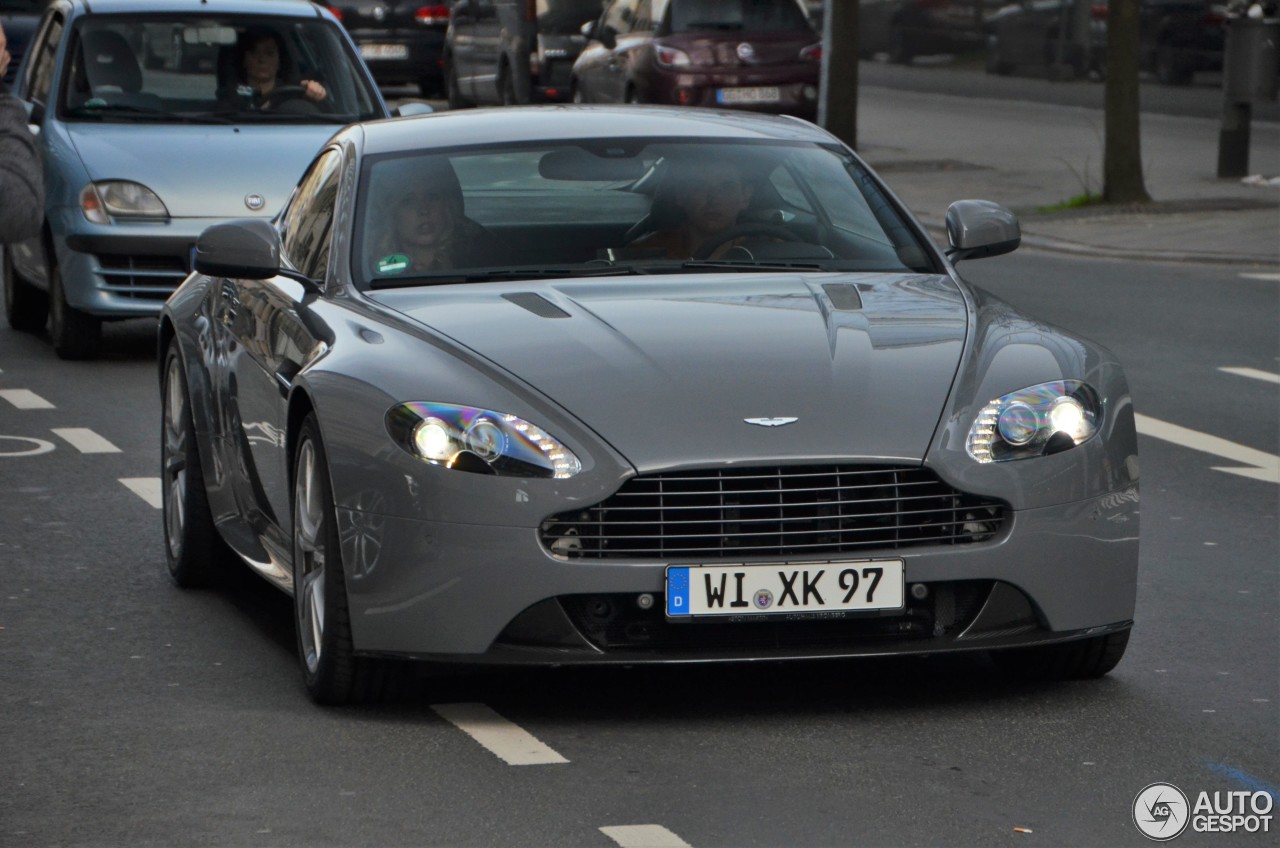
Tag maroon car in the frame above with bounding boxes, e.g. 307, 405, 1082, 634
571, 0, 821, 120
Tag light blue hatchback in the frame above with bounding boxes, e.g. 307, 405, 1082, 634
3, 0, 393, 358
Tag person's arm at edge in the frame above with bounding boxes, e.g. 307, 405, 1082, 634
0, 25, 45, 244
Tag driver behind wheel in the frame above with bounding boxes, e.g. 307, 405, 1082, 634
628, 157, 755, 259
227, 27, 326, 110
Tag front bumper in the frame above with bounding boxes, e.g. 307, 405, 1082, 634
650, 67, 820, 121
340, 487, 1139, 661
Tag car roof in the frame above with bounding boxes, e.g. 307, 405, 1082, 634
356, 106, 840, 156
75, 0, 323, 17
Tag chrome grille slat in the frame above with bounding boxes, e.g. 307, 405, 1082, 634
540, 464, 1006, 560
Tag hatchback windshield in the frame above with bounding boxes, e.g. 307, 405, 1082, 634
59, 16, 381, 124
666, 0, 812, 33
356, 139, 935, 289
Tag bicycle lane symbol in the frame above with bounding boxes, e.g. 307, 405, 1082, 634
0, 435, 56, 457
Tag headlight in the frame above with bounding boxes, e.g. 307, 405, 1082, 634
80, 181, 170, 224
387, 402, 582, 479
966, 380, 1101, 463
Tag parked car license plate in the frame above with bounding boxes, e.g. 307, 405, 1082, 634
666, 560, 904, 618
716, 86, 781, 105
359, 43, 408, 60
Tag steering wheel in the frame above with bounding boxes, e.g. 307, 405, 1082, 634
692, 224, 803, 260
259, 85, 311, 108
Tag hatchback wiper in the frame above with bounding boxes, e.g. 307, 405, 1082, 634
214, 109, 352, 124
66, 103, 235, 124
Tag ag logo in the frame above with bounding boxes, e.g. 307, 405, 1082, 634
1133, 783, 1190, 841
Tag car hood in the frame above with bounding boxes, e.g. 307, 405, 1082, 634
370, 273, 969, 471
66, 123, 337, 218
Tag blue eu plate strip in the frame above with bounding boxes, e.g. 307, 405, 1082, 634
666, 567, 690, 616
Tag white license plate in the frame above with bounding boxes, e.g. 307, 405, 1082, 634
716, 86, 781, 105
666, 560, 904, 618
359, 43, 408, 60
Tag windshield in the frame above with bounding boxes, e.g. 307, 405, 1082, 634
59, 15, 381, 124
354, 139, 936, 290
666, 0, 812, 33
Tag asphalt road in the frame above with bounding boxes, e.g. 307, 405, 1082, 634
1, 244, 1276, 846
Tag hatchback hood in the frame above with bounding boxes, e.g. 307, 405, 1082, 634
371, 273, 969, 471
66, 123, 337, 218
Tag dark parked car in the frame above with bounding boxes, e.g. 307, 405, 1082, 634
984, 0, 1225, 85
861, 0, 1010, 63
571, 0, 821, 120
445, 0, 603, 106
1, 0, 43, 86
322, 0, 450, 95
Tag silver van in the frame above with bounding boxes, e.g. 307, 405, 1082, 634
445, 0, 604, 105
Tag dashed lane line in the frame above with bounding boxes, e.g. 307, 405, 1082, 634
1219, 366, 1280, 385
1239, 272, 1280, 282
119, 477, 162, 509
0, 389, 55, 410
600, 825, 693, 848
429, 702, 569, 766
52, 428, 121, 454
1135, 414, 1280, 483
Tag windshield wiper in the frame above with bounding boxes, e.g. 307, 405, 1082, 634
213, 110, 352, 124
67, 103, 235, 124
679, 260, 830, 273
369, 265, 650, 289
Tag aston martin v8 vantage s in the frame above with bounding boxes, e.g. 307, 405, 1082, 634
159, 106, 1139, 704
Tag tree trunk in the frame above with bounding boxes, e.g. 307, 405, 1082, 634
820, 0, 858, 150
1103, 0, 1152, 203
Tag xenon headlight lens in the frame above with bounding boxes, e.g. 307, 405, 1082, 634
967, 380, 1101, 463
80, 181, 170, 223
388, 402, 582, 478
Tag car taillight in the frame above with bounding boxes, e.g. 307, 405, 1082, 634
326, 4, 344, 23
525, 0, 537, 22
799, 42, 822, 62
416, 4, 450, 25
655, 45, 691, 68
1204, 11, 1225, 25
1089, 3, 1107, 20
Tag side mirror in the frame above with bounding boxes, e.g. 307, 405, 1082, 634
944, 199, 1020, 262
193, 219, 283, 279
393, 102, 434, 117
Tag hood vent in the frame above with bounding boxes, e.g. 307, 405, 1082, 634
502, 292, 570, 319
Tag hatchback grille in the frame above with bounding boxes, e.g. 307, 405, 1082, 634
540, 465, 1006, 560
96, 254, 189, 300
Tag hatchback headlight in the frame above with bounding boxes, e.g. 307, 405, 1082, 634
80, 181, 170, 223
387, 402, 582, 478
966, 380, 1101, 463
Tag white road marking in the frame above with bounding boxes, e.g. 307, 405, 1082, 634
1135, 414, 1280, 483
0, 435, 56, 457
52, 428, 121, 454
429, 702, 569, 766
600, 825, 693, 848
1239, 272, 1280, 282
0, 389, 55, 410
1218, 366, 1280, 385
120, 477, 163, 509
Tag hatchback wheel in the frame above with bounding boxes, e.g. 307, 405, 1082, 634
48, 249, 101, 360
162, 340, 234, 587
446, 60, 471, 109
293, 413, 391, 704
3, 248, 48, 333
990, 629, 1130, 680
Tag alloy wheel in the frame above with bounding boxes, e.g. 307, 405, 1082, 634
162, 356, 188, 560
294, 438, 327, 674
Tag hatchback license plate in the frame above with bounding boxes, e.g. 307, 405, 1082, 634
360, 43, 408, 60
666, 560, 904, 618
716, 86, 781, 105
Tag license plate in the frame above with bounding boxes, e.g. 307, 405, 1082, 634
666, 560, 904, 618
359, 43, 408, 60
716, 86, 781, 105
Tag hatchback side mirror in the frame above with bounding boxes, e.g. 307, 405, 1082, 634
944, 199, 1021, 262
194, 219, 284, 279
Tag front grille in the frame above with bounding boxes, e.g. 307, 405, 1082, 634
95, 254, 189, 300
552, 581, 994, 653
540, 465, 1006, 561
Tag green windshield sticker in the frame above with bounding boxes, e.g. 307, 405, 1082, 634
377, 254, 410, 274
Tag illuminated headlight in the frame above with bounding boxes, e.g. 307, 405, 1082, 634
966, 380, 1101, 463
80, 181, 170, 224
387, 402, 582, 478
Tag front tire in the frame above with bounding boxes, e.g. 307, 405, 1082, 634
48, 248, 101, 360
990, 629, 1131, 680
3, 248, 48, 332
293, 413, 390, 704
162, 340, 234, 587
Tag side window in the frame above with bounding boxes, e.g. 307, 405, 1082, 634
25, 13, 66, 104
279, 150, 344, 280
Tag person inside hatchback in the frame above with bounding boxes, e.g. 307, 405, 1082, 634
229, 27, 326, 109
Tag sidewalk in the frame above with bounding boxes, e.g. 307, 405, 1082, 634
855, 85, 1280, 266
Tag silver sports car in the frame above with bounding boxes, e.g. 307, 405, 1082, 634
160, 106, 1139, 704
